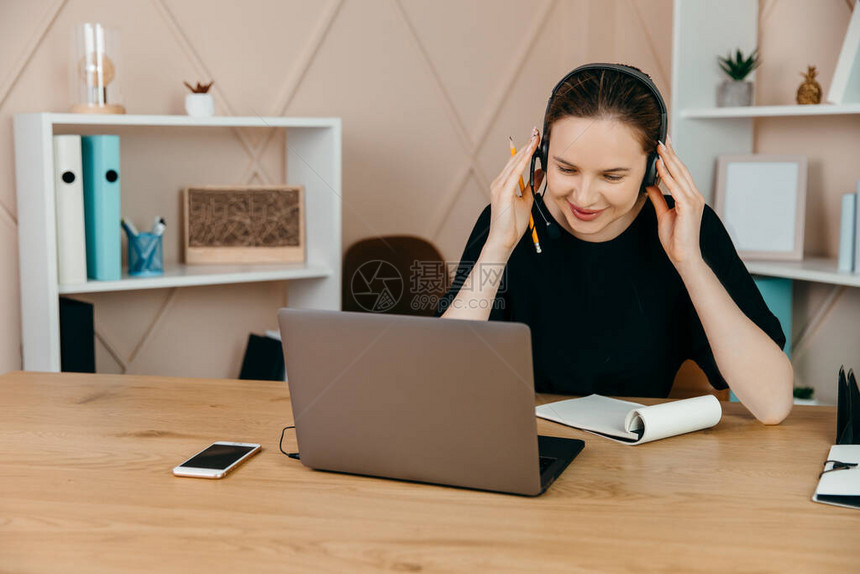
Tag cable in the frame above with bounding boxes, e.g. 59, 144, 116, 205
279, 426, 300, 460
533, 179, 560, 240
534, 179, 552, 226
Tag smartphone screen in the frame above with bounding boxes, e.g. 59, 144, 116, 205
179, 443, 257, 470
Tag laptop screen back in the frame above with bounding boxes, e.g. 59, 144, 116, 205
278, 309, 542, 494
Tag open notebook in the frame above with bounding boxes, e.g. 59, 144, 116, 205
813, 445, 860, 510
536, 394, 722, 445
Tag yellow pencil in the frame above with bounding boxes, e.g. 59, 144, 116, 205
508, 137, 542, 254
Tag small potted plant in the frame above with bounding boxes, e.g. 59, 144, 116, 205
184, 81, 215, 117
716, 48, 760, 107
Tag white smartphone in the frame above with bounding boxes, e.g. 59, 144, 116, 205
172, 441, 261, 479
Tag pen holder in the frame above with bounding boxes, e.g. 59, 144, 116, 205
128, 232, 163, 277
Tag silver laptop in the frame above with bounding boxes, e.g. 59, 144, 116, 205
277, 308, 584, 496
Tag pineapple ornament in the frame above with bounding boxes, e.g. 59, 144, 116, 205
796, 66, 822, 105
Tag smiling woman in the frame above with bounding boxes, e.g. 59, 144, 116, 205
435, 63, 794, 425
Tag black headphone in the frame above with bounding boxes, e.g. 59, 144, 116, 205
528, 63, 668, 240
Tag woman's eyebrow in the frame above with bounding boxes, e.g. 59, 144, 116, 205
552, 156, 631, 172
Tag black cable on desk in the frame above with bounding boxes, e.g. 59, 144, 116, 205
279, 426, 300, 460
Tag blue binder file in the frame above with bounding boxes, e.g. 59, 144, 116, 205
81, 135, 121, 280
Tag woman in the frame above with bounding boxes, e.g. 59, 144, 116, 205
435, 64, 793, 424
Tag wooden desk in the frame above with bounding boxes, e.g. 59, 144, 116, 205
1, 371, 857, 573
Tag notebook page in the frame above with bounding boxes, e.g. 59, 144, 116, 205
536, 394, 644, 440
625, 395, 722, 444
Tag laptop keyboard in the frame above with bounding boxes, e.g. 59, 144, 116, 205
539, 456, 557, 475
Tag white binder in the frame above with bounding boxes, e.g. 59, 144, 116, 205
855, 183, 860, 274
838, 193, 855, 272
53, 135, 87, 285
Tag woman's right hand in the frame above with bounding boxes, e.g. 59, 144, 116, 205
486, 127, 545, 256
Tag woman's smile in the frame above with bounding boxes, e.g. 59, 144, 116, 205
567, 201, 605, 221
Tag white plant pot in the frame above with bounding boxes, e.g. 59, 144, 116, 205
793, 398, 819, 406
717, 80, 753, 107
185, 93, 215, 117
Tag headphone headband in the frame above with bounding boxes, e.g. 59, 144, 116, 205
541, 63, 667, 149
530, 63, 668, 197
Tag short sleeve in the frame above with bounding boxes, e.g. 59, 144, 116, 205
687, 204, 787, 390
433, 205, 509, 320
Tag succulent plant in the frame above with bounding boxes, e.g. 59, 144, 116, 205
717, 48, 760, 81
184, 81, 214, 94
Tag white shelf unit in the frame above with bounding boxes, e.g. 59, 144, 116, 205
672, 0, 757, 204
13, 113, 342, 372
671, 0, 860, 289
681, 103, 860, 118
745, 258, 860, 288
56, 263, 333, 295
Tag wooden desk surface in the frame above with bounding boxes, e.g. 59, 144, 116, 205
1, 371, 857, 573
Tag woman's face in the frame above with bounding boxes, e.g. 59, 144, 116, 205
543, 116, 650, 243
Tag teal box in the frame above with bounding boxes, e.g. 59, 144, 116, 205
730, 276, 793, 402
81, 135, 121, 281
755, 277, 793, 358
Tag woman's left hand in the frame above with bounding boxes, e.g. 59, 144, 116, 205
645, 137, 706, 274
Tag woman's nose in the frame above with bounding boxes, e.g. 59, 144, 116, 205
569, 177, 598, 205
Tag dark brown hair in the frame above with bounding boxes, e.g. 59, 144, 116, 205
545, 65, 663, 155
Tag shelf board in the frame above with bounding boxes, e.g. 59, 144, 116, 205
745, 257, 860, 287
681, 103, 860, 119
40, 113, 339, 129
58, 262, 331, 294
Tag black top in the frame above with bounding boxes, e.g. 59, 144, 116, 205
434, 196, 786, 397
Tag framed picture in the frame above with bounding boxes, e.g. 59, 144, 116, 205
713, 155, 807, 261
183, 185, 305, 264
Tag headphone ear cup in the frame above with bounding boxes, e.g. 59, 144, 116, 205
529, 136, 549, 192
540, 138, 549, 176
641, 152, 658, 193
529, 150, 538, 191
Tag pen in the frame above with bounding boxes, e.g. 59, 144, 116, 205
121, 217, 138, 238
508, 137, 542, 254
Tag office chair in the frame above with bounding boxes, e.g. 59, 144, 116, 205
343, 235, 449, 317
670, 360, 730, 401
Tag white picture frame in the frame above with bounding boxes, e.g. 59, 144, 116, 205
713, 155, 807, 261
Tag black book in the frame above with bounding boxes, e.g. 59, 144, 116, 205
238, 334, 285, 381
837, 366, 860, 445
59, 297, 96, 373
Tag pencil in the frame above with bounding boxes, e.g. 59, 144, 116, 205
508, 137, 542, 254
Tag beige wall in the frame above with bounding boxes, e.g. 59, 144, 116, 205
0, 1, 856, 404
